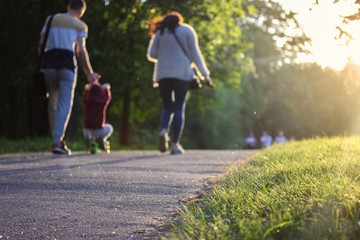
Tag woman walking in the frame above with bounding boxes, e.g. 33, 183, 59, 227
147, 11, 213, 154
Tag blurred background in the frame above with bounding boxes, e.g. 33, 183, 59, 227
2, 0, 360, 150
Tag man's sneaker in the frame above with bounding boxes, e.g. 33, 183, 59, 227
158, 133, 170, 153
170, 142, 185, 155
52, 140, 71, 155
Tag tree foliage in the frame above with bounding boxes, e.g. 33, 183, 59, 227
313, 0, 360, 43
245, 63, 359, 139
1, 0, 358, 150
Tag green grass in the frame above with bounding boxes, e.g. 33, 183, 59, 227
0, 137, 53, 154
0, 137, 102, 154
166, 137, 360, 239
0, 137, 156, 154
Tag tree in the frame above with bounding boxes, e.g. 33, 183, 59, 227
5, 0, 351, 150
238, 0, 310, 140
0, 1, 67, 138
312, 0, 360, 44
71, 1, 160, 145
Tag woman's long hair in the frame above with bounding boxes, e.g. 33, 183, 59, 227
148, 11, 184, 37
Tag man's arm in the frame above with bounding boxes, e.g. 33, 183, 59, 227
76, 37, 100, 83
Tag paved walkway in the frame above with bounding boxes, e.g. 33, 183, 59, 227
0, 150, 257, 239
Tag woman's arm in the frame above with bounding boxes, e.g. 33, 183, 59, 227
186, 25, 210, 78
147, 34, 159, 62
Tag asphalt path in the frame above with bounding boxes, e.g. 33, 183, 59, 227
0, 150, 257, 239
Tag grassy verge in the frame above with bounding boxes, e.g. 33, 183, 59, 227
0, 137, 53, 154
0, 137, 98, 154
166, 137, 360, 239
0, 137, 156, 154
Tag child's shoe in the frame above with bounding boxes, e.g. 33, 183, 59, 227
90, 140, 101, 154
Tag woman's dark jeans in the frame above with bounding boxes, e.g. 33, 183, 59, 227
158, 78, 190, 143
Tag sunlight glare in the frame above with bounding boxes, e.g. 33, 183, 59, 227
348, 44, 360, 64
275, 0, 360, 70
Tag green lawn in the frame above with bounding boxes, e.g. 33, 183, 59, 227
0, 137, 104, 154
0, 137, 154, 154
0, 137, 53, 154
166, 137, 360, 239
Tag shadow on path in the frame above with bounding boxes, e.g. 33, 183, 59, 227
0, 150, 257, 239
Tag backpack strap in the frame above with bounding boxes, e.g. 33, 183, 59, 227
37, 15, 54, 71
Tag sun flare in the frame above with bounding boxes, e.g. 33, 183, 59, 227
347, 44, 360, 65
276, 0, 360, 70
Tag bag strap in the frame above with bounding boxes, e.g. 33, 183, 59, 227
173, 30, 213, 87
172, 31, 191, 62
37, 15, 54, 71
173, 32, 205, 82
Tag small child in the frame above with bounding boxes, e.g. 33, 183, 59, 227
82, 82, 113, 153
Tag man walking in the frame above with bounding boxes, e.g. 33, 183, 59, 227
39, 0, 100, 155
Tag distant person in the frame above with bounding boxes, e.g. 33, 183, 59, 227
289, 136, 296, 141
147, 11, 214, 155
39, 0, 100, 155
260, 131, 273, 148
274, 130, 287, 144
245, 131, 257, 149
82, 83, 113, 153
